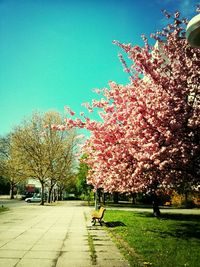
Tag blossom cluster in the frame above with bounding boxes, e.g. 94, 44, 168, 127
61, 10, 200, 193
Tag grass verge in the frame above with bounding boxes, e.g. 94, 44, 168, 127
84, 211, 97, 265
104, 210, 200, 267
88, 231, 97, 265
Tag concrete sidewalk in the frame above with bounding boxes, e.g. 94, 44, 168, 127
0, 201, 129, 267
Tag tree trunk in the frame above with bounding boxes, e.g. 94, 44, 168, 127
40, 182, 45, 205
103, 192, 106, 205
184, 191, 188, 203
10, 183, 15, 199
131, 193, 136, 205
48, 187, 53, 203
152, 193, 161, 218
58, 188, 63, 201
53, 188, 57, 202
97, 188, 101, 203
95, 191, 98, 210
113, 192, 119, 204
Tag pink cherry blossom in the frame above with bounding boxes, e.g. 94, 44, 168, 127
63, 10, 200, 194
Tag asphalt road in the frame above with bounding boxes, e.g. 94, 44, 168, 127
1, 197, 200, 215
0, 199, 27, 208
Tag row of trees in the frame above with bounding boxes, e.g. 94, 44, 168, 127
55, 10, 199, 215
0, 111, 80, 204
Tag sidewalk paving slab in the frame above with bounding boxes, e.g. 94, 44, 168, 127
0, 201, 130, 267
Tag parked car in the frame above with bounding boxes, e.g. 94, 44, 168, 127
25, 194, 42, 203
21, 192, 34, 200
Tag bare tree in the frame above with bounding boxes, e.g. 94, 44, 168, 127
12, 111, 78, 205
42, 111, 78, 203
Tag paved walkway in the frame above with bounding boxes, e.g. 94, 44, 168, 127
0, 201, 129, 267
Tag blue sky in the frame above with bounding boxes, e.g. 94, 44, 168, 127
0, 0, 199, 136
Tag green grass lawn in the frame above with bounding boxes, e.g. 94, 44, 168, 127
104, 210, 200, 267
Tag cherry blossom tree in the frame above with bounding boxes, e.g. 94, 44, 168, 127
59, 10, 200, 214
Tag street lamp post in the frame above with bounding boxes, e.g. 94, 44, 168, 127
186, 14, 200, 48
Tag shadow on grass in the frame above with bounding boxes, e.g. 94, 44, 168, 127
136, 211, 200, 222
148, 222, 200, 240
136, 212, 200, 240
162, 213, 200, 221
104, 221, 126, 228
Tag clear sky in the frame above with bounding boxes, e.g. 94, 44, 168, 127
0, 0, 199, 136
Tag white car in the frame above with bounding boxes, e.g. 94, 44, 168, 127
25, 195, 41, 203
